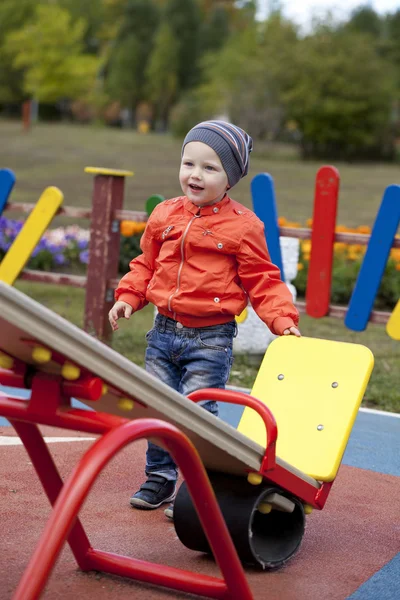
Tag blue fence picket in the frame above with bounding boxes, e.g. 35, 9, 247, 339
345, 185, 400, 331
0, 169, 16, 217
251, 173, 283, 276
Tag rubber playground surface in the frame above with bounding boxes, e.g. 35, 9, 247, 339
0, 391, 399, 600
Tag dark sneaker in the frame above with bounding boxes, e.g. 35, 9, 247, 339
130, 475, 176, 509
164, 503, 174, 520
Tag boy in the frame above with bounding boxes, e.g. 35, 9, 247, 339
109, 120, 300, 518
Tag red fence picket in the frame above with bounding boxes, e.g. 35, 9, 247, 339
3, 168, 398, 341
305, 166, 340, 318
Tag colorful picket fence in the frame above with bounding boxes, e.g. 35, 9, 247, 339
0, 166, 399, 342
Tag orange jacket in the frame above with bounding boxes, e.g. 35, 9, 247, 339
115, 195, 299, 335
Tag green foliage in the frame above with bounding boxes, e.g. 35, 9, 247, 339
199, 5, 231, 54
58, 0, 105, 53
164, 0, 201, 91
145, 22, 179, 126
105, 0, 159, 111
119, 233, 143, 273
196, 15, 299, 139
0, 0, 35, 102
169, 90, 210, 137
345, 6, 382, 38
294, 255, 399, 311
5, 4, 99, 103
106, 36, 142, 111
285, 29, 396, 159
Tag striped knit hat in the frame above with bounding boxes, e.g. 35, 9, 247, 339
182, 120, 253, 188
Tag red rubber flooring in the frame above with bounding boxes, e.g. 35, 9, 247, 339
0, 425, 398, 600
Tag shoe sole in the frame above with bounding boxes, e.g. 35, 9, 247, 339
130, 492, 175, 510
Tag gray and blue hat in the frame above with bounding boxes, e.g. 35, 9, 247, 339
182, 120, 253, 188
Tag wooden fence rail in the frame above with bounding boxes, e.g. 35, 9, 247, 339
2, 166, 399, 342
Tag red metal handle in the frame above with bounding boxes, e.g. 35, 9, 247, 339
187, 388, 277, 471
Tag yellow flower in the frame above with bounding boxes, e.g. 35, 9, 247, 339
347, 244, 365, 258
301, 240, 312, 253
120, 221, 136, 236
286, 221, 301, 228
297, 263, 304, 271
278, 216, 287, 226
120, 220, 147, 236
357, 225, 371, 234
334, 243, 347, 254
306, 218, 313, 228
390, 248, 400, 262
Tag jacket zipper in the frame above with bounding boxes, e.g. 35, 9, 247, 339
168, 213, 200, 316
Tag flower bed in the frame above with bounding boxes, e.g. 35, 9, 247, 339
0, 218, 90, 272
282, 218, 400, 311
1, 216, 398, 311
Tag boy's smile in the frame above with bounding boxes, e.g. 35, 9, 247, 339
179, 141, 229, 207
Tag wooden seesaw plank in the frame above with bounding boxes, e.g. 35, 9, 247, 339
0, 186, 63, 285
0, 281, 319, 488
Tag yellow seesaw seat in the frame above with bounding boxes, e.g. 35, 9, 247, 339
237, 336, 374, 482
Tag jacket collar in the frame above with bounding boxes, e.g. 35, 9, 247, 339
184, 194, 231, 216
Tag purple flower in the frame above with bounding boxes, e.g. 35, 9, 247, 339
79, 250, 89, 264
54, 254, 66, 265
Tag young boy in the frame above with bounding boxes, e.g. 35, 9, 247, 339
109, 120, 300, 518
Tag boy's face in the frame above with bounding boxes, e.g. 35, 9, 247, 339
179, 141, 229, 206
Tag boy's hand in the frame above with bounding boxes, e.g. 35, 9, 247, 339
108, 301, 133, 331
283, 326, 301, 337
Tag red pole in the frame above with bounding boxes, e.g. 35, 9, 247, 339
84, 167, 133, 343
305, 166, 340, 318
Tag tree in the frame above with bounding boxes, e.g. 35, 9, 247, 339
105, 0, 159, 114
346, 6, 382, 38
200, 4, 231, 55
5, 4, 99, 104
106, 36, 142, 114
145, 22, 179, 127
0, 0, 35, 103
164, 0, 202, 91
58, 0, 105, 53
195, 14, 299, 139
285, 29, 395, 159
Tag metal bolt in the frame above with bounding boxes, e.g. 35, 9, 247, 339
277, 374, 284, 380
332, 382, 338, 388
317, 424, 324, 431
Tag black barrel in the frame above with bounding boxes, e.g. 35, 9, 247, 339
174, 471, 305, 569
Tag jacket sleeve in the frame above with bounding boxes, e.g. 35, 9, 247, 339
236, 218, 299, 335
114, 208, 162, 313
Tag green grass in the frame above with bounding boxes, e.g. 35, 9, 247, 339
1, 120, 400, 228
1, 120, 398, 414
15, 282, 400, 414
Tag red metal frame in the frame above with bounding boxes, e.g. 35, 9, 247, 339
188, 388, 333, 510
0, 373, 253, 600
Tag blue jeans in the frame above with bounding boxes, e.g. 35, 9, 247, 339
145, 314, 237, 481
